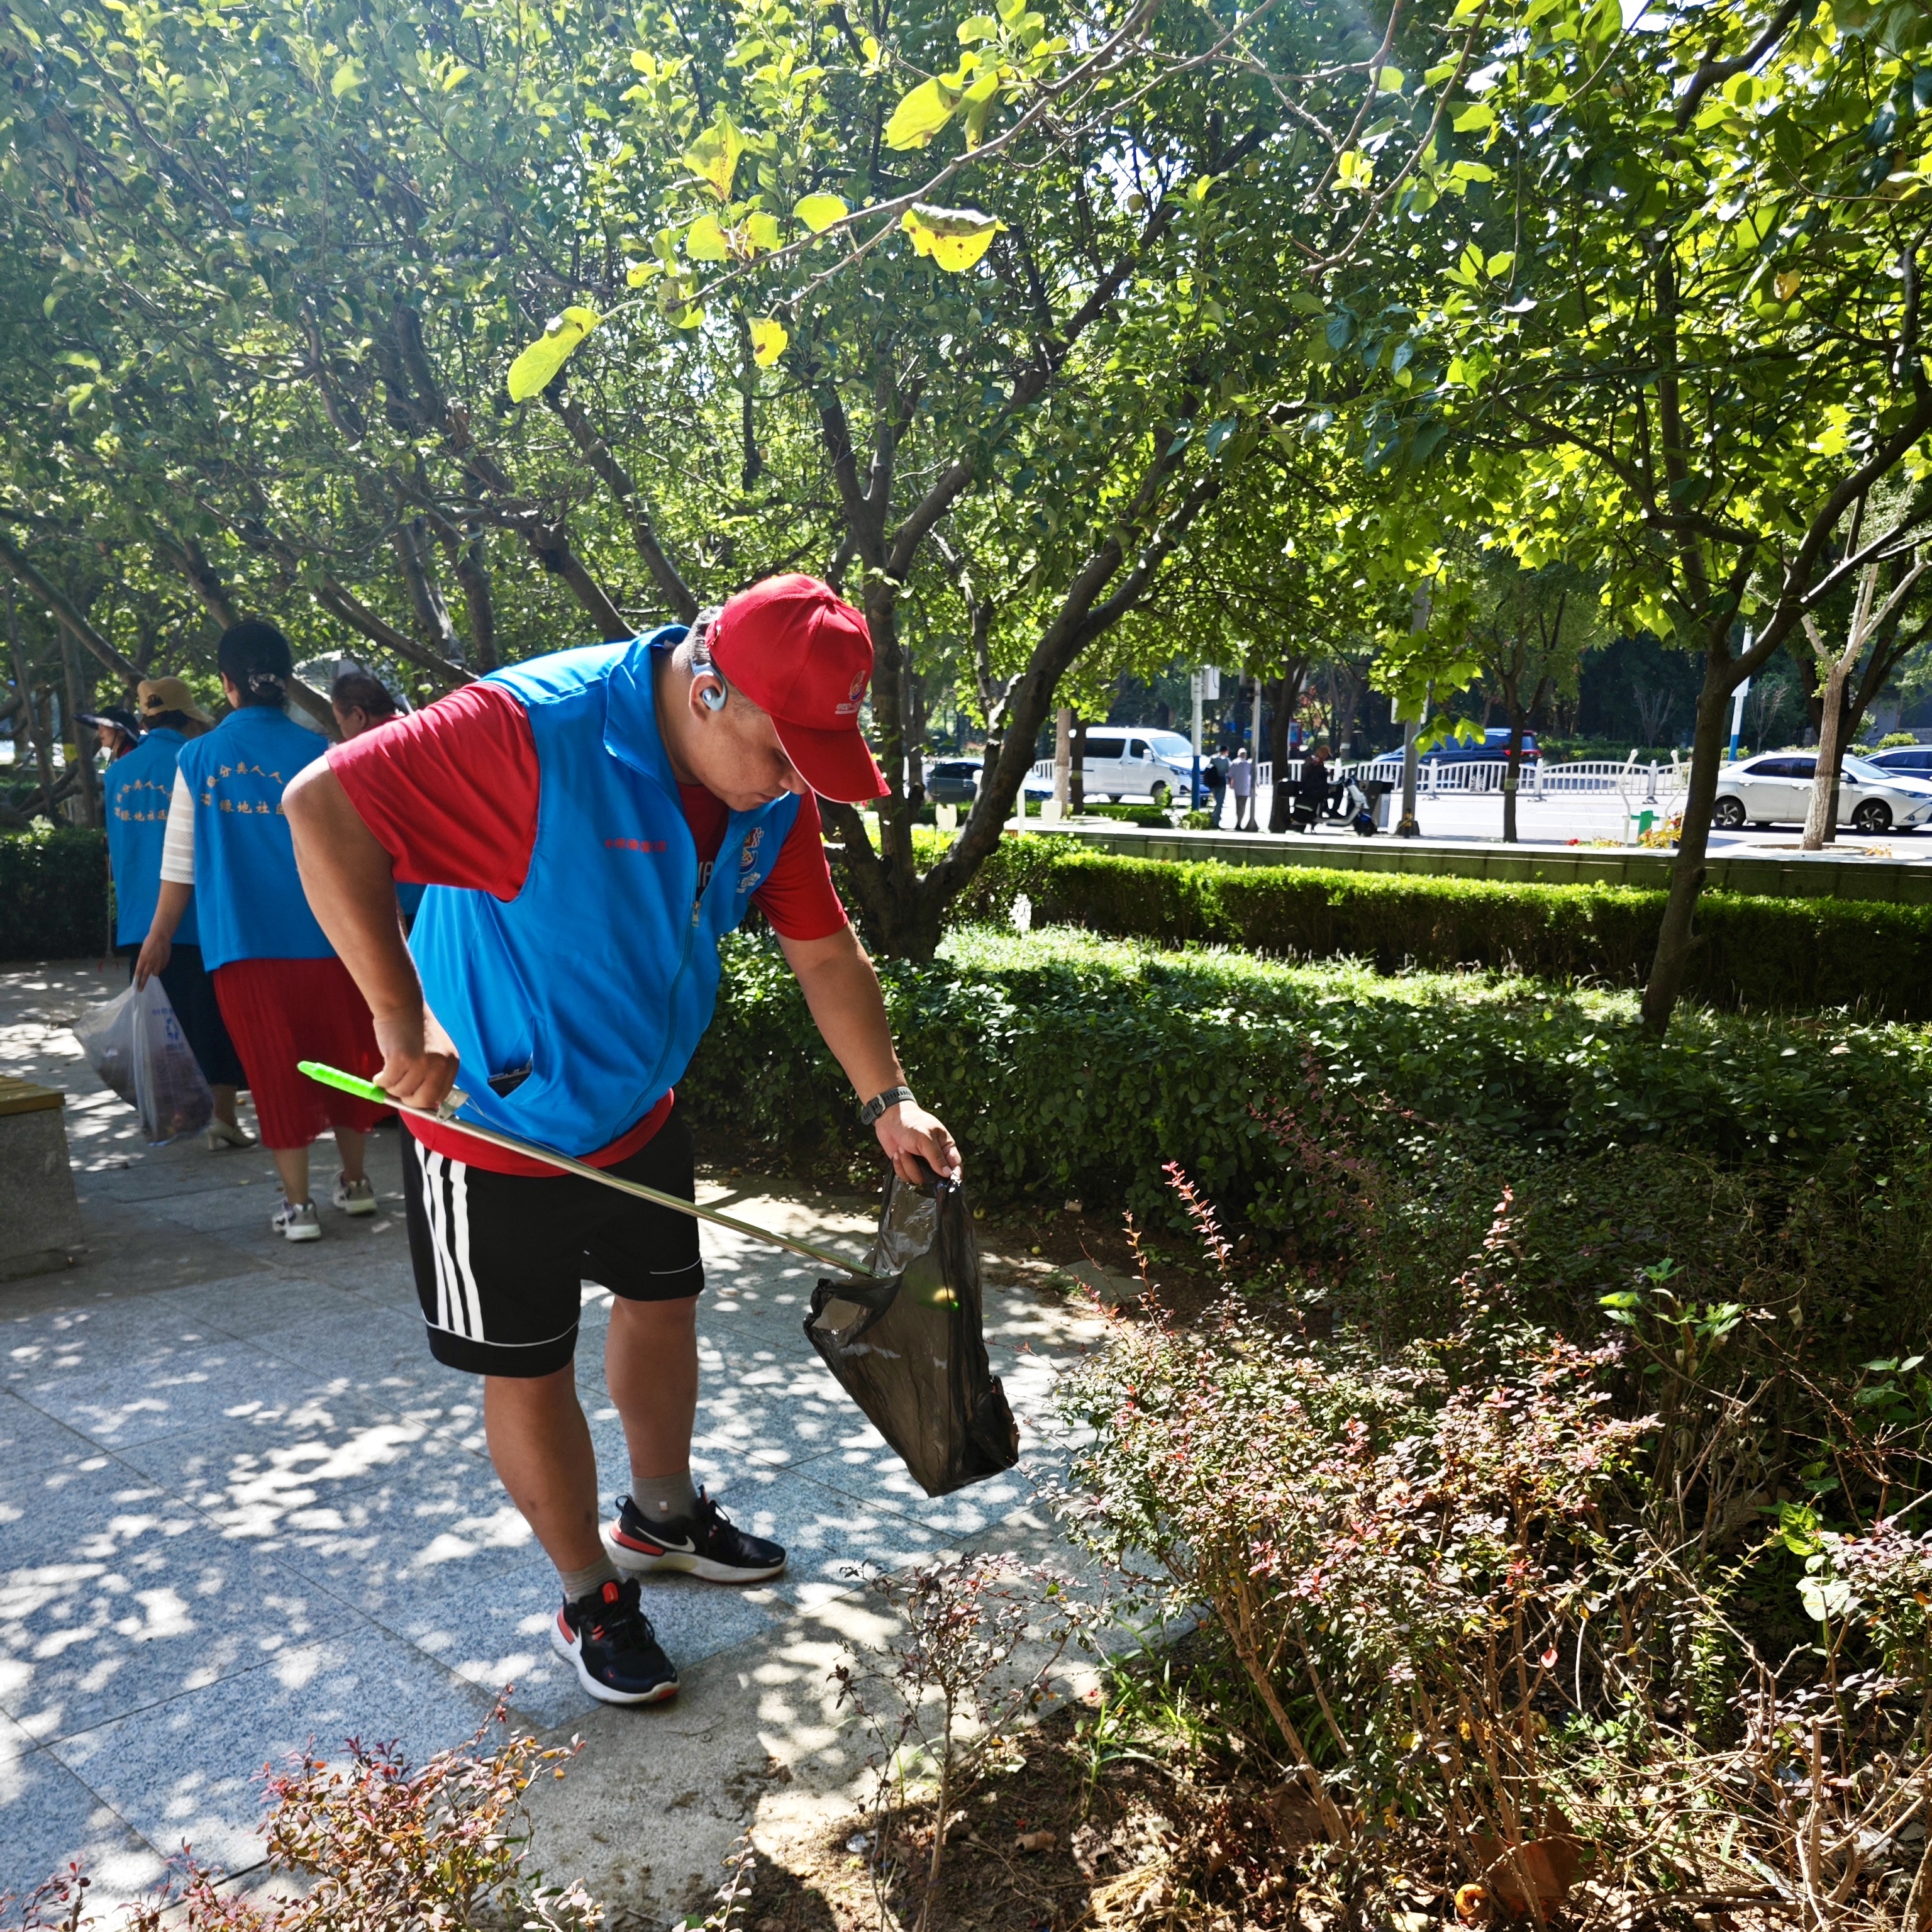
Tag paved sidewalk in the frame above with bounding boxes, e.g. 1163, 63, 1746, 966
0, 961, 1091, 1916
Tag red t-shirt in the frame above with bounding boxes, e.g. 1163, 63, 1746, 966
328, 679, 847, 1174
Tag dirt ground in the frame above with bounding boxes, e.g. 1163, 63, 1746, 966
731, 1636, 1424, 1932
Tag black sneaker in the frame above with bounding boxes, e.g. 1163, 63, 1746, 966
550, 1575, 680, 1706
607, 1489, 787, 1583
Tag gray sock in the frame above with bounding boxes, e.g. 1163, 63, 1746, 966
630, 1471, 699, 1524
558, 1554, 620, 1603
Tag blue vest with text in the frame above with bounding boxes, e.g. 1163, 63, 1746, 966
409, 632, 801, 1158
104, 728, 198, 948
174, 708, 335, 971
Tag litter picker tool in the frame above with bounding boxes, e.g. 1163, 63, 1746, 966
299, 1060, 866, 1277
299, 1058, 1021, 1496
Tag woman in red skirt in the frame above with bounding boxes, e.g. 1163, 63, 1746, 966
136, 621, 389, 1241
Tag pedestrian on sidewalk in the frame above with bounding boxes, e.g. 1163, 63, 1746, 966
284, 575, 961, 1711
79, 705, 142, 764
1293, 741, 1333, 831
138, 622, 387, 1239
331, 667, 425, 927
105, 677, 253, 1150
1229, 745, 1257, 830
1206, 750, 1228, 826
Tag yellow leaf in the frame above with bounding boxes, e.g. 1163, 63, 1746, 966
749, 318, 788, 366
899, 202, 1002, 271
885, 75, 960, 149
745, 211, 782, 253
506, 306, 601, 402
686, 214, 729, 262
1452, 103, 1494, 131
682, 111, 745, 200
1775, 270, 1801, 301
794, 192, 848, 233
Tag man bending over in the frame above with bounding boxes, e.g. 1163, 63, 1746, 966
285, 577, 958, 1706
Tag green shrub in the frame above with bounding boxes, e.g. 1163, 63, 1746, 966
1014, 849, 1932, 1018
686, 925, 1932, 1225
0, 828, 111, 961
1081, 802, 1175, 828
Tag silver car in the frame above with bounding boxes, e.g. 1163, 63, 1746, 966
1710, 752, 1932, 833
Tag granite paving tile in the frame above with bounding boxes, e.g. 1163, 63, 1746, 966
0, 1711, 164, 1904
50, 1631, 500, 1875
0, 1464, 357, 1744
0, 1393, 108, 1484
7, 1339, 377, 1453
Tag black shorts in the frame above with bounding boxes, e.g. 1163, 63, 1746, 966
400, 1103, 703, 1378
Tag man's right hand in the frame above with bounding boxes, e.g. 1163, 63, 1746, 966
374, 1004, 461, 1112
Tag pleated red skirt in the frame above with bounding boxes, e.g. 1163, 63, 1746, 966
212, 957, 389, 1149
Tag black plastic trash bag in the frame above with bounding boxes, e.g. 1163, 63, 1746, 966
806, 1167, 1019, 1497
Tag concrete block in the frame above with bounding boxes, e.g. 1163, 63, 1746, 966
0, 1081, 84, 1282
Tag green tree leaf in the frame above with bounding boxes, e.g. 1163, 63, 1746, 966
900, 202, 1002, 270
683, 111, 745, 199
506, 306, 601, 402
686, 214, 730, 261
793, 192, 849, 233
885, 76, 961, 150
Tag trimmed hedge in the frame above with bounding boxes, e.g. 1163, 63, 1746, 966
936, 840, 1932, 1019
684, 926, 1932, 1225
0, 830, 111, 962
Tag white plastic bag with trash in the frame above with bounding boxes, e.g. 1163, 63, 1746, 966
72, 979, 214, 1145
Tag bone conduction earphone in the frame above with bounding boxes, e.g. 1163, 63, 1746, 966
690, 605, 728, 711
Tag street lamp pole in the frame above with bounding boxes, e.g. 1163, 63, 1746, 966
1191, 667, 1203, 813
1396, 583, 1431, 838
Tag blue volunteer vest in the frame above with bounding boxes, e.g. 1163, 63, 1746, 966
104, 728, 198, 948
174, 707, 335, 971
409, 631, 802, 1158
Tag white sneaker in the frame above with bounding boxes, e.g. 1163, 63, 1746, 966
273, 1199, 321, 1242
206, 1119, 256, 1150
331, 1175, 378, 1217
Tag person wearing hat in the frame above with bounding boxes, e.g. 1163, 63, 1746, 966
329, 666, 426, 926
140, 624, 389, 1230
284, 575, 960, 1709
103, 677, 251, 1149
77, 704, 143, 763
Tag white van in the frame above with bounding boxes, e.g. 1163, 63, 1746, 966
1080, 728, 1198, 804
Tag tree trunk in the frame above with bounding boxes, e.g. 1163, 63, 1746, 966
1501, 713, 1523, 845
1801, 660, 1851, 850
1640, 667, 1733, 1035
8, 592, 56, 814
1266, 663, 1306, 833
1052, 707, 1072, 813
61, 637, 101, 828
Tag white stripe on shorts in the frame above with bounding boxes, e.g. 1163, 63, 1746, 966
418, 1145, 464, 1338
447, 1158, 484, 1340
415, 1142, 490, 1343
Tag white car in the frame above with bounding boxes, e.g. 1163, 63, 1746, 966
1711, 752, 1932, 833
1078, 728, 1201, 806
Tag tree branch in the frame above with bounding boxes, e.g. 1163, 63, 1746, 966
545, 391, 700, 620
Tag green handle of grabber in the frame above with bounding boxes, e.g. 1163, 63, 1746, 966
295, 1059, 871, 1279
298, 1060, 390, 1106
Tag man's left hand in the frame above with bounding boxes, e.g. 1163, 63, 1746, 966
875, 1101, 962, 1186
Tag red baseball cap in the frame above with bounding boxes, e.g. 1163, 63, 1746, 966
708, 575, 889, 803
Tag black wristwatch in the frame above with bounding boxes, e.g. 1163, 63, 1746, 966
859, 1085, 916, 1126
